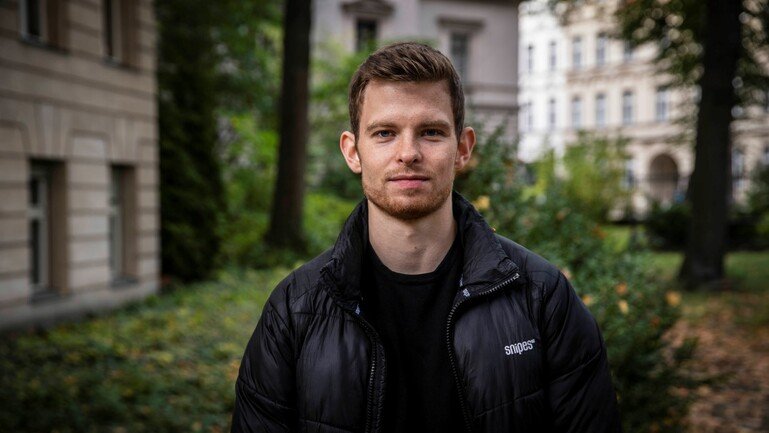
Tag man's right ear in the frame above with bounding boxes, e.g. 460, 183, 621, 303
340, 131, 362, 174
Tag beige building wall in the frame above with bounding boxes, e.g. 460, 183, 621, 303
313, 0, 521, 139
0, 0, 159, 330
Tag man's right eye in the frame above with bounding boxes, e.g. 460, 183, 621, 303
375, 130, 393, 138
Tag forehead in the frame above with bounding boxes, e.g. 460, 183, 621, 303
360, 80, 453, 125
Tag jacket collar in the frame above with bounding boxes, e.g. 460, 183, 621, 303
319, 191, 519, 310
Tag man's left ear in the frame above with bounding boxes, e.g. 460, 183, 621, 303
455, 127, 476, 170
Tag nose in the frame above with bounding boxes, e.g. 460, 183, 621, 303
396, 134, 421, 166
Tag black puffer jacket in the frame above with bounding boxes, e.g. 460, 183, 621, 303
232, 193, 621, 433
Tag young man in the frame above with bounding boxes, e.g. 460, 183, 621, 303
232, 42, 621, 433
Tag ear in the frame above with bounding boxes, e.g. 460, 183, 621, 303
340, 131, 362, 174
455, 127, 476, 171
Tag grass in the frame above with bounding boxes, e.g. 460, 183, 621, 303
0, 268, 284, 433
647, 250, 769, 328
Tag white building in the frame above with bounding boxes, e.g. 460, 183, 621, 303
518, 0, 769, 215
517, 0, 567, 161
313, 0, 522, 139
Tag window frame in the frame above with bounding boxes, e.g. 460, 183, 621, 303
572, 36, 583, 70
571, 96, 582, 129
622, 90, 634, 125
548, 40, 557, 71
595, 93, 607, 128
655, 86, 669, 122
109, 167, 124, 281
548, 97, 557, 129
355, 18, 377, 52
28, 163, 51, 293
450, 31, 470, 81
19, 0, 47, 43
596, 32, 608, 66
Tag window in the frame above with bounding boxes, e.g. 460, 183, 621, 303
732, 148, 746, 198
109, 166, 136, 282
356, 19, 377, 52
104, 0, 121, 60
764, 89, 769, 113
27, 161, 65, 296
622, 90, 634, 125
20, 0, 44, 41
109, 168, 124, 280
19, 0, 65, 47
451, 33, 470, 80
595, 93, 607, 128
103, 0, 137, 65
521, 102, 533, 132
548, 41, 557, 71
572, 37, 582, 70
623, 158, 636, 189
596, 33, 608, 66
655, 87, 669, 121
763, 145, 769, 166
526, 44, 535, 74
571, 96, 582, 128
28, 163, 51, 293
623, 41, 634, 62
548, 98, 557, 128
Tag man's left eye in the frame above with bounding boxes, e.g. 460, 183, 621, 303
424, 129, 443, 137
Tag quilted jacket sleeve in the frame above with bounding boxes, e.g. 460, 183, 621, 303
542, 272, 622, 433
231, 277, 297, 433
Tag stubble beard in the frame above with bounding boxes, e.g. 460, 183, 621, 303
362, 169, 454, 221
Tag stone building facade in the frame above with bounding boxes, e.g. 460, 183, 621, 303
518, 0, 769, 215
314, 0, 522, 139
0, 0, 159, 329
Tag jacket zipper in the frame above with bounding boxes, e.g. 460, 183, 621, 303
445, 272, 520, 433
346, 308, 384, 433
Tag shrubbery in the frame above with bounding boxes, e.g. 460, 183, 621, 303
0, 269, 286, 432
458, 128, 697, 433
645, 161, 769, 250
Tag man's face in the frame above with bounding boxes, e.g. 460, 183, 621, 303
340, 80, 475, 220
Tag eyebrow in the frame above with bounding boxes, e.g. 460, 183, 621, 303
417, 120, 452, 130
365, 122, 397, 134
364, 120, 452, 134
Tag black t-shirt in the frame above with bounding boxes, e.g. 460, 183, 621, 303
361, 235, 465, 433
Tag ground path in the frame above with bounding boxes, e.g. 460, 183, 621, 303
670, 294, 769, 433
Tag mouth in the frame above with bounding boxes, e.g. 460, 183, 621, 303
388, 174, 430, 189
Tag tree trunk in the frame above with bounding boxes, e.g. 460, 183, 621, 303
266, 0, 312, 250
679, 0, 742, 288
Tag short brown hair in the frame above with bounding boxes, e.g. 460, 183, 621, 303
348, 42, 465, 140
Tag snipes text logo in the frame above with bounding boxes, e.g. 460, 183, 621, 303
504, 339, 536, 356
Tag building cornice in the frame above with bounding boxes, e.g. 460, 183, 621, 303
341, 0, 394, 19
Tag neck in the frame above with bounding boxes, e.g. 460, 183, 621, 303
367, 196, 456, 275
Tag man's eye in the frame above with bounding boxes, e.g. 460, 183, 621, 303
375, 130, 393, 138
424, 129, 443, 137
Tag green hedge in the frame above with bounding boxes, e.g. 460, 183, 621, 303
0, 269, 285, 432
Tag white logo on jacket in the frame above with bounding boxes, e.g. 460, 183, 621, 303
504, 339, 536, 356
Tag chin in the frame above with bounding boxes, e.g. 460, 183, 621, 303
365, 186, 452, 221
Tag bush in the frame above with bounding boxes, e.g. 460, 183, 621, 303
644, 201, 691, 249
0, 269, 286, 433
457, 127, 697, 433
644, 198, 769, 251
307, 43, 369, 199
528, 133, 631, 222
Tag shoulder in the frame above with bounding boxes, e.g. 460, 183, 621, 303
494, 234, 563, 290
264, 248, 335, 316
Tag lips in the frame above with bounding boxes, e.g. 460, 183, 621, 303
388, 174, 429, 190
388, 174, 429, 181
